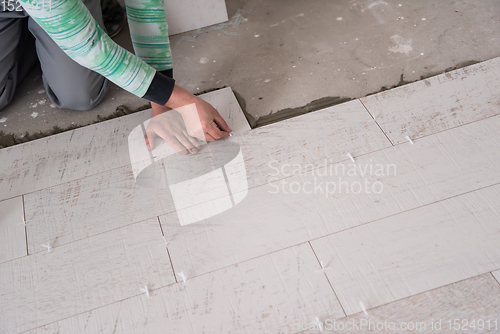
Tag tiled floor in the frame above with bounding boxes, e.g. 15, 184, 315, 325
1, 59, 500, 333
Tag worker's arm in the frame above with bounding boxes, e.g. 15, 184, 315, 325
124, 0, 172, 73
19, 0, 231, 146
18, 0, 175, 104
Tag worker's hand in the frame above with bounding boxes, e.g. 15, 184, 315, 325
145, 102, 202, 154
165, 85, 232, 141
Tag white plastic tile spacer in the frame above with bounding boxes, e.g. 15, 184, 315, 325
18, 215, 30, 226
41, 243, 52, 253
178, 272, 187, 283
315, 316, 324, 332
229, 132, 234, 137
347, 152, 355, 162
359, 301, 368, 315
140, 285, 150, 298
315, 261, 330, 273
158, 235, 170, 247
405, 136, 414, 145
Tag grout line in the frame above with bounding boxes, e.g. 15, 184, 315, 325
491, 272, 500, 286
308, 241, 347, 318
21, 195, 28, 256
359, 99, 394, 146
158, 216, 177, 283
221, 165, 235, 206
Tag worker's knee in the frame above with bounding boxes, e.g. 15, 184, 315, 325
0, 75, 16, 112
46, 77, 109, 111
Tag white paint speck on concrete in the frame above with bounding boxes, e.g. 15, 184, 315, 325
199, 57, 209, 64
0, 117, 7, 123
388, 34, 413, 55
38, 89, 45, 94
30, 112, 39, 118
336, 17, 343, 21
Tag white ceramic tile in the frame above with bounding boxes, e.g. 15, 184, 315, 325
201, 87, 251, 133
28, 243, 344, 334
159, 114, 500, 279
24, 166, 176, 254
310, 183, 500, 316
0, 88, 249, 202
259, 100, 390, 167
302, 273, 500, 333
0, 218, 173, 333
0, 196, 26, 263
360, 57, 500, 144
165, 0, 228, 35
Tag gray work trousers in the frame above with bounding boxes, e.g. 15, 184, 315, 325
0, 0, 109, 111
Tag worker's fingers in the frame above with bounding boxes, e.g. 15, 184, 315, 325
212, 112, 232, 133
145, 129, 157, 151
175, 133, 199, 154
185, 132, 203, 150
165, 135, 190, 155
204, 132, 217, 142
206, 121, 230, 141
154, 127, 189, 155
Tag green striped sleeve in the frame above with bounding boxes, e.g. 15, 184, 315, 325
18, 0, 156, 98
125, 0, 172, 71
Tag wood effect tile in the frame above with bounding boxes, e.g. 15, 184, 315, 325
360, 57, 500, 145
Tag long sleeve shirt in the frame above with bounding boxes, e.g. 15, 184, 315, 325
17, 0, 176, 105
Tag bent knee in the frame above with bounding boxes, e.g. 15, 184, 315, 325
46, 78, 109, 111
0, 78, 16, 111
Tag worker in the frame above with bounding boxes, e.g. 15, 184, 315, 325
0, 0, 231, 153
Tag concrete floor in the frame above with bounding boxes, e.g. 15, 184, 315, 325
0, 0, 499, 147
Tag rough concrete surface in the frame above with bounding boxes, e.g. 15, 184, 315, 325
0, 0, 499, 147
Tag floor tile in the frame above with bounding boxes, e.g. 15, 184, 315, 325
360, 57, 500, 145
